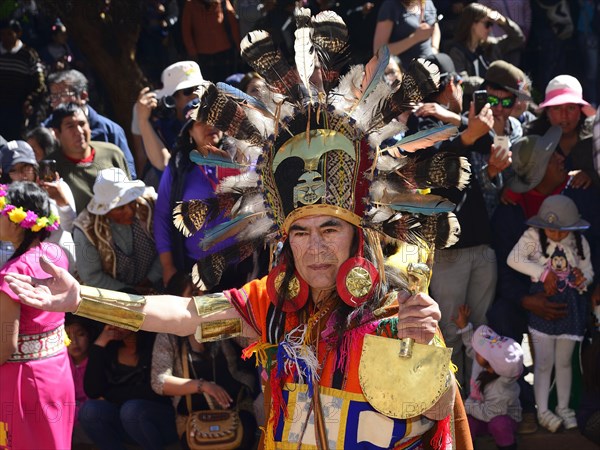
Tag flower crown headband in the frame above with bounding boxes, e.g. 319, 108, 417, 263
0, 184, 60, 232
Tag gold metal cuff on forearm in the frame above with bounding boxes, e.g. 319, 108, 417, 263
192, 293, 242, 343
75, 286, 147, 331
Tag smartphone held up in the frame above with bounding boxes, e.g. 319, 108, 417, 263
39, 159, 57, 182
473, 90, 488, 115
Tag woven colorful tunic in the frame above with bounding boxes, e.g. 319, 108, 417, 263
227, 277, 440, 450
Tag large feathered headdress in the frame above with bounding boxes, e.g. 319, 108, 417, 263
174, 8, 470, 291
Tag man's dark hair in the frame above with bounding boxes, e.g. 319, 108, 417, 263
0, 19, 21, 33
49, 102, 86, 130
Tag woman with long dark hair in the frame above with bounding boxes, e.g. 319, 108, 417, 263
154, 100, 256, 290
0, 181, 73, 449
447, 3, 524, 93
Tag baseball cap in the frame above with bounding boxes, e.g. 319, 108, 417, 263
1, 140, 38, 174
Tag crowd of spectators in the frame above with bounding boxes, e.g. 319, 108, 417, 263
1, 0, 600, 449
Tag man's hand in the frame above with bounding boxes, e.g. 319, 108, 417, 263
5, 256, 81, 312
487, 144, 512, 179
460, 102, 493, 146
414, 102, 461, 125
522, 292, 567, 321
397, 291, 441, 344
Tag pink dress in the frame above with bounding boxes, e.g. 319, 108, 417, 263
0, 243, 74, 450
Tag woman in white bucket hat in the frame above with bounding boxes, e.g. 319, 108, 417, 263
526, 75, 600, 189
72, 168, 162, 294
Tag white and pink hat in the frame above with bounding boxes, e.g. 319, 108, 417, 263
472, 325, 524, 378
539, 75, 595, 117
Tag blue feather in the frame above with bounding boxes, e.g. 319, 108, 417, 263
385, 193, 455, 215
383, 124, 458, 156
200, 212, 264, 249
216, 82, 274, 118
189, 150, 248, 169
359, 45, 390, 102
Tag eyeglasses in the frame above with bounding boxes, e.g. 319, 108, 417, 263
49, 91, 77, 101
176, 87, 197, 97
487, 94, 515, 109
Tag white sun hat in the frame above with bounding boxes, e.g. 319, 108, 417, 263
155, 61, 205, 98
87, 168, 146, 215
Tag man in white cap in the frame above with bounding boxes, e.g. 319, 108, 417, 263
133, 61, 204, 181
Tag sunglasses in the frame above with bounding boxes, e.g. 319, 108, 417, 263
177, 87, 197, 97
487, 94, 515, 109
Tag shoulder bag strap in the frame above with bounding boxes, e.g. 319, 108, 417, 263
182, 340, 194, 415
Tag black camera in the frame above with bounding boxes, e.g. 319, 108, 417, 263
152, 95, 176, 120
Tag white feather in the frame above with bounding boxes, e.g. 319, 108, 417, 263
376, 154, 409, 173
231, 192, 267, 217
217, 171, 260, 194
294, 8, 315, 103
368, 119, 407, 148
366, 206, 395, 223
352, 81, 392, 132
329, 65, 363, 114
237, 215, 276, 242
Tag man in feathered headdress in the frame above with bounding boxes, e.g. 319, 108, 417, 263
6, 9, 474, 450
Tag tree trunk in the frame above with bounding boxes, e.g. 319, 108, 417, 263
39, 0, 147, 133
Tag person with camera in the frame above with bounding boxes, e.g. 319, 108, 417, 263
0, 140, 76, 272
133, 61, 204, 188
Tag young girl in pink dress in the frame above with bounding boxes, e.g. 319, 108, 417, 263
0, 181, 73, 449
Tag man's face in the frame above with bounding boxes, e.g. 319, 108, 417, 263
0, 28, 18, 50
486, 87, 515, 123
288, 215, 354, 299
55, 110, 91, 158
546, 103, 581, 135
49, 81, 82, 109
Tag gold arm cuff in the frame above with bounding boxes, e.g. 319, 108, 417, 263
75, 286, 147, 331
192, 293, 233, 317
192, 293, 241, 343
195, 319, 243, 343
